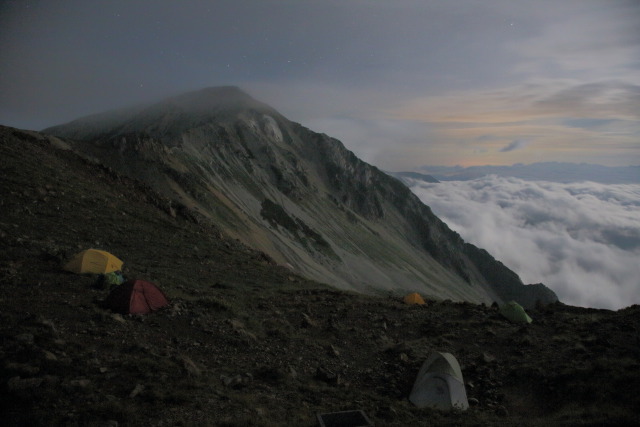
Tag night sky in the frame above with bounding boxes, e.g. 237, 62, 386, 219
1, 0, 638, 170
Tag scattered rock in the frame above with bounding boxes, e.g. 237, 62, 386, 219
129, 383, 145, 398
228, 318, 245, 331
38, 318, 59, 335
519, 336, 533, 347
179, 355, 202, 377
42, 350, 58, 361
7, 376, 43, 393
255, 366, 291, 384
237, 328, 257, 342
15, 333, 35, 345
110, 313, 126, 323
288, 365, 298, 380
377, 334, 395, 350
167, 301, 186, 317
481, 352, 496, 364
377, 405, 397, 421
68, 378, 91, 389
496, 406, 509, 417
220, 373, 253, 388
42, 375, 60, 386
5, 362, 40, 376
315, 366, 341, 385
328, 344, 340, 357
301, 313, 316, 328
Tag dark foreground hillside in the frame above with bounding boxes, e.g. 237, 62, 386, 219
1, 125, 639, 426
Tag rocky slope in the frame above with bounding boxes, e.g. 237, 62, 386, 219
43, 87, 556, 308
1, 126, 638, 426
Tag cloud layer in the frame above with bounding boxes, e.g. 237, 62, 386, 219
408, 177, 640, 310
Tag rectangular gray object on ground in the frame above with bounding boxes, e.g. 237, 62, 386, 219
316, 410, 373, 427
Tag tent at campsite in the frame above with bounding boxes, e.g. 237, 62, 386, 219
403, 292, 426, 305
104, 279, 169, 315
500, 301, 533, 324
64, 249, 123, 274
94, 271, 125, 290
102, 271, 125, 287
409, 352, 469, 410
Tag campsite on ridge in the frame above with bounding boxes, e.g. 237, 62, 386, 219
2, 0, 639, 423
1, 115, 639, 425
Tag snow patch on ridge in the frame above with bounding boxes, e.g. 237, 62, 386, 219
263, 115, 283, 142
242, 115, 282, 142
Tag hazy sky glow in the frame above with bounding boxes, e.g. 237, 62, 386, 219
0, 0, 638, 170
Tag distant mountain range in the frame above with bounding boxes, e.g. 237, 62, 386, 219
414, 163, 640, 184
42, 86, 556, 307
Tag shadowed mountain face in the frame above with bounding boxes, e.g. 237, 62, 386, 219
44, 87, 557, 307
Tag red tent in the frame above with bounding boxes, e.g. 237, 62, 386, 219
104, 279, 169, 315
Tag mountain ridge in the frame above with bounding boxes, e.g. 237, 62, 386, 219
42, 87, 557, 308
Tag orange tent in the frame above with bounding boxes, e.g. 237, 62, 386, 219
404, 292, 426, 305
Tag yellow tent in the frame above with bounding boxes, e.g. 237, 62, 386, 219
404, 292, 426, 305
64, 249, 123, 274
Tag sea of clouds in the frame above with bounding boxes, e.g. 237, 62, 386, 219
408, 176, 640, 310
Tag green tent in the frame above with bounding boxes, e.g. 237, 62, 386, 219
94, 271, 125, 290
500, 301, 533, 324
103, 271, 125, 287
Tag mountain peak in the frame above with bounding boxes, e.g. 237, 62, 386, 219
42, 86, 276, 139
42, 89, 557, 308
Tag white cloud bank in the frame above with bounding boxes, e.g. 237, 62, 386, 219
408, 177, 640, 310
